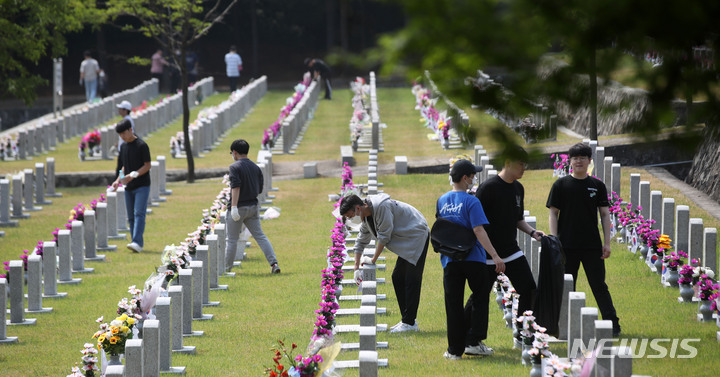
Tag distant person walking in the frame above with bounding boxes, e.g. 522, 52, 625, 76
115, 100, 135, 151
225, 139, 280, 274
151, 49, 168, 90
186, 50, 199, 84
79, 50, 100, 103
304, 58, 332, 100
225, 45, 242, 92
111, 119, 151, 253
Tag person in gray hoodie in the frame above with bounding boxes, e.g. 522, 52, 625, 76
339, 193, 430, 333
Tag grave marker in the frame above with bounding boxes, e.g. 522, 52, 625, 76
42, 242, 66, 298
27, 254, 52, 313
167, 286, 196, 354
0, 278, 19, 343
8, 260, 37, 325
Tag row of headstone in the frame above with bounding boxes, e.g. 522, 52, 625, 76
591, 139, 719, 276
334, 233, 388, 375
1, 79, 162, 161
187, 77, 267, 158
356, 72, 384, 153
422, 71, 465, 150
272, 80, 320, 154
0, 158, 62, 226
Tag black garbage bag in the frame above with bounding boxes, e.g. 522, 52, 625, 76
532, 235, 565, 337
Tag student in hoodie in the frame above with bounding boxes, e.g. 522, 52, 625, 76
339, 193, 430, 333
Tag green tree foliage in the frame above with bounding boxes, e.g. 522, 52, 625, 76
380, 0, 720, 142
0, 0, 95, 105
103, 0, 238, 183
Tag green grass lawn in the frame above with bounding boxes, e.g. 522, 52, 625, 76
1, 85, 719, 376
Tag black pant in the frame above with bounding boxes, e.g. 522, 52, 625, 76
565, 248, 618, 323
229, 76, 239, 92
323, 77, 332, 99
465, 256, 537, 341
444, 261, 487, 356
392, 235, 428, 325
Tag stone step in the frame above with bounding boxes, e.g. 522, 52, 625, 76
334, 324, 388, 333
341, 264, 385, 271
340, 341, 389, 351
341, 278, 384, 285
332, 359, 389, 369
338, 294, 386, 301
336, 307, 387, 316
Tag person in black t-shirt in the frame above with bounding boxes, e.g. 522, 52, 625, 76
465, 145, 545, 345
112, 119, 151, 253
225, 139, 280, 274
304, 58, 332, 100
546, 142, 620, 336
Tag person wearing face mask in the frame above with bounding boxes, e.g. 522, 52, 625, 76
225, 139, 280, 274
339, 194, 430, 333
437, 159, 505, 360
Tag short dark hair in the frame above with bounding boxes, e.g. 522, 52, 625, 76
230, 139, 249, 155
115, 119, 132, 133
339, 194, 363, 216
568, 143, 592, 158
84, 50, 92, 57
230, 45, 237, 52
304, 58, 312, 67
501, 144, 529, 165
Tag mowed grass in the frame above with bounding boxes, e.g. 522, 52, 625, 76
1, 85, 719, 376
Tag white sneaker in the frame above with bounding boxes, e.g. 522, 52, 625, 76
390, 321, 404, 331
464, 341, 494, 356
443, 351, 462, 360
389, 321, 418, 333
127, 242, 142, 253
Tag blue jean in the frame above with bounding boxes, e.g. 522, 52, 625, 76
225, 204, 277, 269
125, 185, 150, 247
84, 78, 97, 102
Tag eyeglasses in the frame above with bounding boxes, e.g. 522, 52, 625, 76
570, 156, 589, 162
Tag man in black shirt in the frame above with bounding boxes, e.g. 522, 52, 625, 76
225, 139, 280, 274
465, 146, 545, 348
112, 119, 151, 253
546, 142, 620, 336
304, 58, 332, 100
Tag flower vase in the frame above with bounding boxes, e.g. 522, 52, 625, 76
521, 344, 532, 365
352, 139, 358, 152
335, 284, 343, 298
654, 255, 664, 275
495, 290, 504, 311
107, 354, 122, 366
503, 309, 513, 328
679, 283, 694, 303
136, 319, 144, 339
442, 137, 449, 150
529, 359, 543, 377
699, 299, 714, 322
170, 147, 177, 158
79, 150, 86, 161
667, 268, 679, 287
639, 245, 649, 260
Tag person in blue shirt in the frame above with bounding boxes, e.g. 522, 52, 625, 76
437, 159, 505, 360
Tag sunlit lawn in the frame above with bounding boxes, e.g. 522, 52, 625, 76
0, 85, 718, 376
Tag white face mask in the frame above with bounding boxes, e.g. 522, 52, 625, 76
466, 177, 475, 192
348, 214, 362, 226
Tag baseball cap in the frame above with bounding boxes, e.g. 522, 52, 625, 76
450, 159, 483, 180
116, 100, 132, 111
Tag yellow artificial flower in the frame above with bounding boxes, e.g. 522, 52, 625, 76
121, 326, 129, 334
657, 234, 672, 250
126, 317, 136, 325
98, 335, 106, 344
119, 314, 128, 321
109, 336, 119, 344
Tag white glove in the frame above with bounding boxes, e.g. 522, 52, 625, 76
231, 207, 240, 222
128, 171, 139, 179
360, 256, 375, 266
353, 270, 363, 286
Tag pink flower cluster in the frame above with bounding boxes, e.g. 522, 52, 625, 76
312, 219, 346, 340
262, 78, 311, 149
607, 193, 662, 249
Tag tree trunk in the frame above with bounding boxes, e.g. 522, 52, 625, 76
180, 47, 195, 183
251, 0, 259, 79
685, 122, 720, 202
589, 46, 598, 140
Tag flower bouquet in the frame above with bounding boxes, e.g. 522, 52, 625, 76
79, 130, 101, 160
92, 314, 137, 357
265, 340, 324, 377
551, 153, 571, 178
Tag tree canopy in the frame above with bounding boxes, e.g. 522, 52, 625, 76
0, 0, 95, 105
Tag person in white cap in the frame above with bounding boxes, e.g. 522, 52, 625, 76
116, 100, 135, 150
